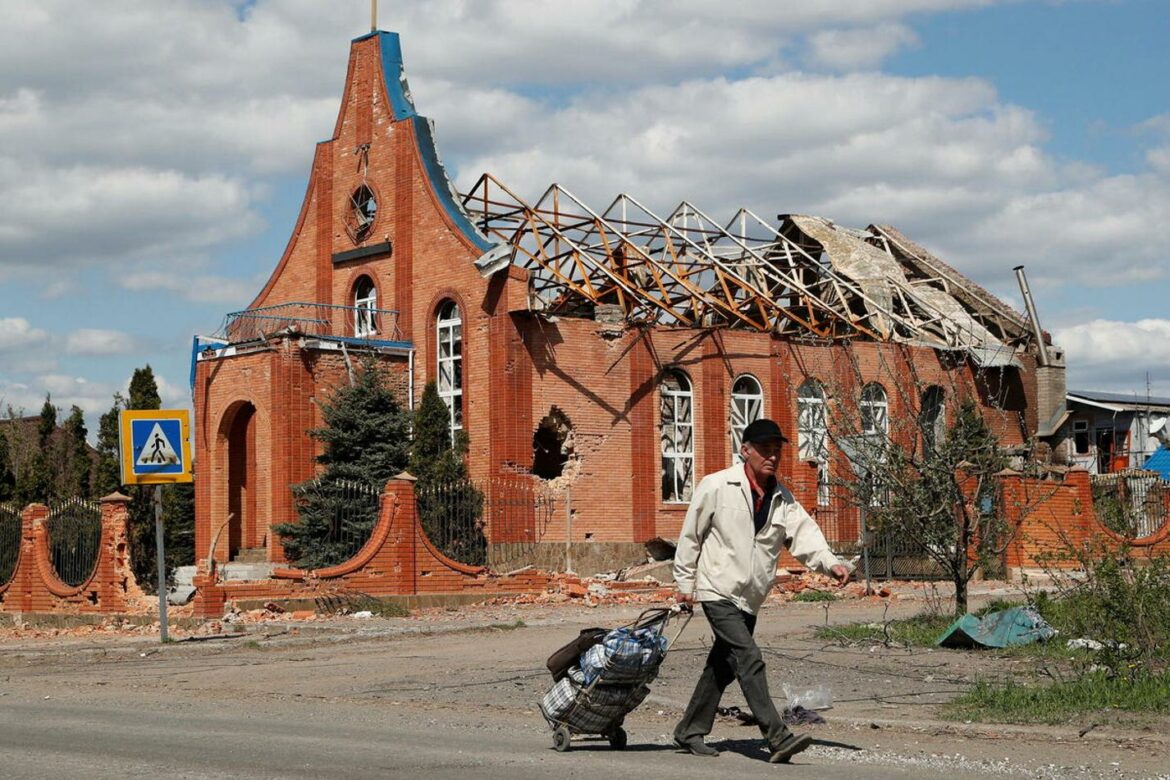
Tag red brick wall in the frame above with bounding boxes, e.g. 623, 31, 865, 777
1005, 469, 1170, 570
0, 495, 146, 614
191, 477, 552, 618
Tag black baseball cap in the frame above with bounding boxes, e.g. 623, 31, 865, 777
742, 418, 789, 444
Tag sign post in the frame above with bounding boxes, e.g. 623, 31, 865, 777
119, 409, 194, 643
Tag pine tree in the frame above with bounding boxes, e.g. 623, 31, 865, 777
93, 393, 126, 497
128, 366, 162, 411
411, 382, 485, 566
0, 431, 15, 502
15, 395, 57, 504
61, 405, 93, 498
274, 357, 410, 569
125, 369, 164, 592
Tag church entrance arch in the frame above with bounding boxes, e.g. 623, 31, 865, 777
220, 402, 257, 561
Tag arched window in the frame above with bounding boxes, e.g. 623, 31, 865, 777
730, 374, 764, 462
860, 383, 888, 438
860, 382, 889, 507
353, 276, 377, 338
797, 378, 829, 506
660, 370, 694, 503
436, 300, 463, 443
920, 386, 946, 455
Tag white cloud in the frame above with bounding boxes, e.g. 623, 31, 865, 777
119, 270, 260, 306
0, 317, 50, 352
805, 23, 920, 71
65, 329, 139, 356
1055, 319, 1170, 396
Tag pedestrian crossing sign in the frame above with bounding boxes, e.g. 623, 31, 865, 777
119, 409, 193, 485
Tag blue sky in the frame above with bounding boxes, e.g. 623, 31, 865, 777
1, 0, 1169, 439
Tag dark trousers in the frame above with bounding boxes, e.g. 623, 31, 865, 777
674, 599, 791, 749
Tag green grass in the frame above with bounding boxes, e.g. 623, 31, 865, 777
359, 600, 410, 618
486, 619, 526, 631
792, 589, 838, 603
815, 611, 952, 647
944, 672, 1170, 724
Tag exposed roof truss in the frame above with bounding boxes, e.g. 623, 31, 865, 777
460, 173, 1030, 363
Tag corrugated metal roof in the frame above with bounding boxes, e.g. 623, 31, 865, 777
1068, 389, 1170, 409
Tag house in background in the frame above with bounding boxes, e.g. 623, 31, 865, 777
1060, 389, 1170, 475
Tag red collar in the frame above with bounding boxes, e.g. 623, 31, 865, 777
744, 464, 776, 503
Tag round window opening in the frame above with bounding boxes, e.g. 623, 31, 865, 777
346, 185, 377, 243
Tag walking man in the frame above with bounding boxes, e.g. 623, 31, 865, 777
673, 418, 852, 763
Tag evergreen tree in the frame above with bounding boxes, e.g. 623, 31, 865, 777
62, 405, 93, 498
93, 393, 126, 497
411, 382, 485, 566
0, 431, 15, 502
128, 365, 162, 411
15, 395, 57, 503
274, 357, 410, 569
37, 395, 57, 447
125, 369, 164, 592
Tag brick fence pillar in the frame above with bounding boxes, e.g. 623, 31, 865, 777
97, 492, 144, 611
17, 504, 47, 612
382, 473, 419, 594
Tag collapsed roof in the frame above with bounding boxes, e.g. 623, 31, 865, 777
462, 174, 1034, 367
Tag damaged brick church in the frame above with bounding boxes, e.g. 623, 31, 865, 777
191, 30, 1068, 579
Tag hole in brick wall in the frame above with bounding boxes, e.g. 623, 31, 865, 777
120, 576, 128, 593
532, 407, 574, 479
87, 590, 98, 605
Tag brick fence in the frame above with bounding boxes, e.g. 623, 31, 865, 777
190, 473, 553, 619
1004, 468, 1170, 574
0, 493, 147, 614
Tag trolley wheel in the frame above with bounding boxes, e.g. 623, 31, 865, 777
553, 726, 571, 752
608, 727, 628, 750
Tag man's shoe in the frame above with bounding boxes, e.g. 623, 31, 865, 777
674, 737, 720, 757
769, 733, 813, 763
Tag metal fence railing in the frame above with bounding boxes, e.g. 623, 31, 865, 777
416, 477, 555, 570
216, 302, 403, 345
0, 501, 20, 587
286, 478, 383, 569
1091, 470, 1169, 540
44, 498, 102, 588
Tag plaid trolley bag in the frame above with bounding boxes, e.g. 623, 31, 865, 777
540, 606, 691, 752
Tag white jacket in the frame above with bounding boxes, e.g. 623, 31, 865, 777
673, 464, 849, 614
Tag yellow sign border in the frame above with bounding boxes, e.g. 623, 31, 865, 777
118, 409, 194, 485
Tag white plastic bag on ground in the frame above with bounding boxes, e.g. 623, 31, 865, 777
783, 683, 833, 711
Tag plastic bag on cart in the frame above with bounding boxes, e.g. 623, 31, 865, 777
580, 626, 668, 685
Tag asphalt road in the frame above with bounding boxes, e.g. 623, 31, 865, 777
1, 598, 1166, 779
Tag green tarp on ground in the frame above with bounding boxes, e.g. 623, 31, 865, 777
937, 606, 1056, 649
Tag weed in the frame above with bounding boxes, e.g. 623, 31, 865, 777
944, 671, 1170, 724
792, 589, 837, 603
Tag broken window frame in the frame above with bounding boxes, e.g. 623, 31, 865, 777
436, 300, 463, 444
859, 382, 890, 507
353, 275, 377, 338
1073, 419, 1090, 455
797, 378, 830, 506
920, 385, 946, 456
730, 374, 764, 463
660, 369, 695, 504
345, 184, 378, 244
